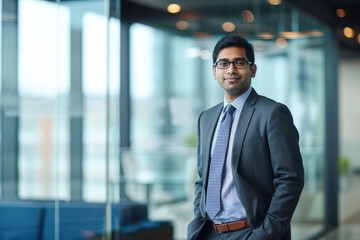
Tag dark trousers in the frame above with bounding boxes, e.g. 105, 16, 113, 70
197, 221, 253, 240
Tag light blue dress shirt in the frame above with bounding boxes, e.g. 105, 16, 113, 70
210, 86, 252, 223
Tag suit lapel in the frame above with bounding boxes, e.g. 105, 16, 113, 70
202, 103, 223, 184
231, 89, 258, 170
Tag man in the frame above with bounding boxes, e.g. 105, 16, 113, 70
187, 35, 304, 240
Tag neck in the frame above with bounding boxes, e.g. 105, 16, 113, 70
225, 86, 250, 103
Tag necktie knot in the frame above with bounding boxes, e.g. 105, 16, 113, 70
225, 104, 236, 115
221, 104, 235, 123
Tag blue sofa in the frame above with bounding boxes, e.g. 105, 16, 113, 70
0, 201, 173, 240
0, 201, 44, 239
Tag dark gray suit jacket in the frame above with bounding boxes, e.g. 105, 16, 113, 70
187, 89, 304, 240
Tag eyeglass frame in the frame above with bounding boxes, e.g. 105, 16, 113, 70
213, 58, 253, 69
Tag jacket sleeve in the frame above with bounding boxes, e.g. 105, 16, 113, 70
193, 111, 204, 218
251, 104, 304, 240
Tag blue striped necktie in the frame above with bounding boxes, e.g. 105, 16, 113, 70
206, 104, 236, 220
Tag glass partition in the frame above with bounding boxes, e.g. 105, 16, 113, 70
18, 0, 70, 200
128, 1, 329, 239
0, 0, 335, 239
1, 0, 121, 239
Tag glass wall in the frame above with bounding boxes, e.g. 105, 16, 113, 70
17, 0, 121, 201
127, 1, 329, 239
18, 0, 71, 200
0, 0, 336, 239
1, 0, 121, 239
338, 58, 360, 221
339, 59, 360, 190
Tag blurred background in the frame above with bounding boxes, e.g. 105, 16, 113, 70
0, 0, 359, 239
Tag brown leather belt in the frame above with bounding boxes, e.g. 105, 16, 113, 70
211, 219, 250, 233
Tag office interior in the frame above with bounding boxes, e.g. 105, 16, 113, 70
0, 0, 359, 239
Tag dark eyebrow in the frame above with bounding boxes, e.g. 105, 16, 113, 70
217, 57, 248, 62
217, 58, 230, 62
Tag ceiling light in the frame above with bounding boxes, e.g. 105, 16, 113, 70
200, 50, 211, 60
276, 38, 288, 48
280, 31, 306, 39
306, 29, 324, 37
258, 32, 275, 39
176, 21, 189, 30
193, 32, 211, 38
167, 4, 181, 14
336, 9, 346, 18
267, 0, 282, 6
343, 27, 355, 38
222, 22, 236, 32
242, 10, 254, 23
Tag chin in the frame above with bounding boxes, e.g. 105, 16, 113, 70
226, 89, 242, 95
227, 86, 248, 95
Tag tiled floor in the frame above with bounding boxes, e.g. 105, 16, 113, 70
319, 212, 360, 240
319, 225, 360, 240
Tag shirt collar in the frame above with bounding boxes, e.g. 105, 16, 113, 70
223, 86, 252, 112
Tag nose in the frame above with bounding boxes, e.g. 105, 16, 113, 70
227, 62, 237, 74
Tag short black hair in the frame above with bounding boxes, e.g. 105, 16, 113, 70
212, 34, 255, 65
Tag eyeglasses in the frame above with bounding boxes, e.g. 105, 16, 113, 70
213, 58, 252, 69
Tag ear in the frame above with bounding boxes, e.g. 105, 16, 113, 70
212, 66, 216, 80
250, 64, 257, 78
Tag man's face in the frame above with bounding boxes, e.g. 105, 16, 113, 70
213, 46, 257, 101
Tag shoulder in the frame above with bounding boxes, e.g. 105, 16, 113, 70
247, 89, 280, 109
251, 93, 293, 120
253, 94, 285, 111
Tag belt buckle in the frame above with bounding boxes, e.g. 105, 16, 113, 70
214, 223, 229, 233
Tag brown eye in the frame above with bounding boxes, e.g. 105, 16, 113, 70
234, 59, 247, 67
217, 61, 229, 68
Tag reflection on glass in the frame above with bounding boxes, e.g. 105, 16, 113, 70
83, 12, 108, 202
82, 9, 121, 203
18, 0, 70, 200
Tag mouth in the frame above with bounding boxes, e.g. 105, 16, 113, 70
224, 77, 240, 83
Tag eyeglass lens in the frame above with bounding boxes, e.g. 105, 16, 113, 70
216, 58, 249, 69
